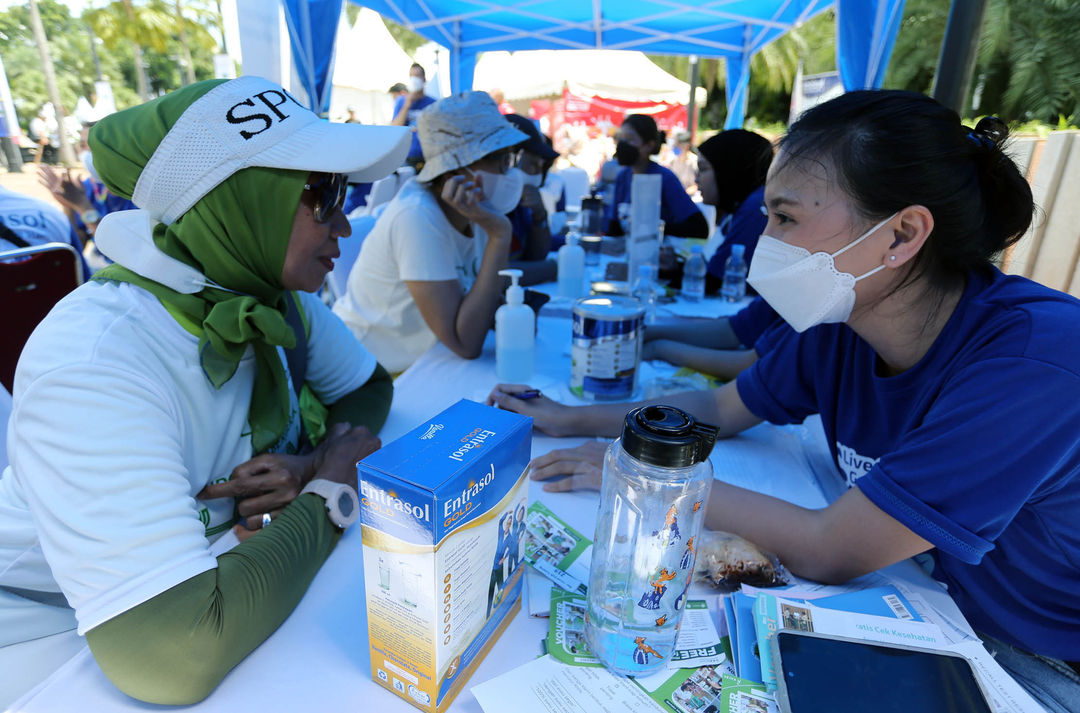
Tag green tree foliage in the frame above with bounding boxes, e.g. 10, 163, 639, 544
0, 0, 221, 132
648, 9, 837, 129
344, 3, 427, 58
882, 0, 948, 95
884, 0, 1078, 124
0, 0, 116, 129
381, 17, 428, 57
974, 0, 1080, 123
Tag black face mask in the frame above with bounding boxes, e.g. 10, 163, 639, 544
615, 140, 640, 166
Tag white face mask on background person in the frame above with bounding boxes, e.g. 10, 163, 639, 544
407, 76, 425, 93
520, 171, 543, 188
747, 212, 898, 332
471, 167, 525, 215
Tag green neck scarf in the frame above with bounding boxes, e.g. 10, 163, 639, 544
89, 81, 308, 454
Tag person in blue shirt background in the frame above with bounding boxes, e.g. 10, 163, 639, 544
37, 143, 136, 271
390, 63, 437, 170
491, 90, 1080, 713
503, 113, 558, 284
698, 129, 774, 290
0, 184, 91, 281
606, 114, 708, 239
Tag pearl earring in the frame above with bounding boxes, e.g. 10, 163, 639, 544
889, 255, 897, 261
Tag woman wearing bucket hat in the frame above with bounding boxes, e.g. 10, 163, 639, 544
333, 91, 528, 373
0, 77, 411, 705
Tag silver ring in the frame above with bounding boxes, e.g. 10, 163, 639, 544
261, 513, 272, 528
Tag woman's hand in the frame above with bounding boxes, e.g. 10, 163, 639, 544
38, 164, 92, 214
198, 452, 311, 539
486, 384, 577, 437
529, 441, 608, 492
197, 423, 380, 540
440, 173, 512, 237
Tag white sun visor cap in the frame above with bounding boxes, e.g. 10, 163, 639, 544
132, 75, 411, 225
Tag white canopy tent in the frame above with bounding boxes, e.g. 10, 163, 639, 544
327, 8, 414, 124
471, 49, 707, 105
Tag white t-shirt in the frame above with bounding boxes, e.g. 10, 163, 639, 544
0, 282, 375, 644
333, 178, 487, 373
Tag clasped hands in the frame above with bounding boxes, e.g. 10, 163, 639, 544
198, 423, 380, 541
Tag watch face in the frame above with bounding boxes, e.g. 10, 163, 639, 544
338, 491, 356, 518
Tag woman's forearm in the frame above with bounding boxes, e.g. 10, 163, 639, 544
565, 385, 745, 439
648, 340, 758, 381
704, 481, 833, 579
452, 233, 510, 358
645, 319, 739, 348
85, 495, 339, 705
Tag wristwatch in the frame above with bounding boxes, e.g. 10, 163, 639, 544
300, 479, 359, 529
80, 208, 102, 225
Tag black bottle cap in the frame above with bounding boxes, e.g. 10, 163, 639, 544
620, 405, 719, 468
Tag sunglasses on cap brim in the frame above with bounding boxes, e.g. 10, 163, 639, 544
303, 173, 348, 223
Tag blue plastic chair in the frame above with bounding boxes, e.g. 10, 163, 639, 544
326, 215, 376, 302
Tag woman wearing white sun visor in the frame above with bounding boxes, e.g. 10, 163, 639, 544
0, 77, 410, 706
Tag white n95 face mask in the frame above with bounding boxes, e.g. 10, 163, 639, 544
473, 167, 525, 215
747, 213, 897, 332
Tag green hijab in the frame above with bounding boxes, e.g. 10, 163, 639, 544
90, 80, 308, 454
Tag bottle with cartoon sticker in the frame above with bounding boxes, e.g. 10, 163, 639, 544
584, 405, 717, 676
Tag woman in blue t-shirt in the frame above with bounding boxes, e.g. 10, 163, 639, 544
606, 114, 708, 239
491, 91, 1080, 712
697, 129, 774, 285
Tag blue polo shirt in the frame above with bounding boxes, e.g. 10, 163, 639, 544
609, 161, 700, 231
736, 267, 1080, 660
706, 185, 768, 291
74, 179, 136, 236
393, 94, 436, 160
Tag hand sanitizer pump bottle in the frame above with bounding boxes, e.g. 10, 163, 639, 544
557, 229, 586, 299
496, 269, 534, 383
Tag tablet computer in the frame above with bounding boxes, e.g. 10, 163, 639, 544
771, 630, 993, 713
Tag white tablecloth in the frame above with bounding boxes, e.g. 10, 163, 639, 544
6, 294, 981, 712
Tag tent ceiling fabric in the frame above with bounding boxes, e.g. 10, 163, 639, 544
472, 50, 708, 104
347, 0, 905, 128
357, 0, 832, 54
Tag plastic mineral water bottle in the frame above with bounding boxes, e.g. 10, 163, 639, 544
721, 244, 748, 303
585, 406, 718, 676
681, 245, 707, 302
632, 264, 658, 325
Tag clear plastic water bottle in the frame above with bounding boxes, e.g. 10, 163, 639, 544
721, 244, 747, 303
585, 406, 718, 676
681, 245, 706, 302
632, 264, 657, 325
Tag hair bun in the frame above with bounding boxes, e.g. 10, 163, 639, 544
970, 116, 1008, 150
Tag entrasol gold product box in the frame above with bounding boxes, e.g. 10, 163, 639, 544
358, 399, 532, 712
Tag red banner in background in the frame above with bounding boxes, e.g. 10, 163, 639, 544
530, 88, 688, 137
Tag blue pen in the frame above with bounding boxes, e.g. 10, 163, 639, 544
516, 389, 541, 400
